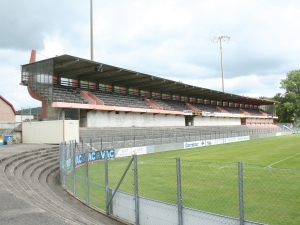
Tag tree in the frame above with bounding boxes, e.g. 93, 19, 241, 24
274, 70, 300, 124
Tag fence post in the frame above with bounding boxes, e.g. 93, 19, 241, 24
65, 142, 68, 190
176, 158, 183, 225
134, 135, 136, 147
105, 151, 109, 215
73, 140, 76, 197
238, 162, 244, 225
133, 155, 139, 225
59, 143, 62, 185
85, 139, 90, 205
101, 137, 103, 150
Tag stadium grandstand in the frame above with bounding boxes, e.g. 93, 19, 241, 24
20, 50, 277, 131
17, 50, 283, 145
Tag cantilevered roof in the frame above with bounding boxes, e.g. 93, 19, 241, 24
22, 54, 276, 105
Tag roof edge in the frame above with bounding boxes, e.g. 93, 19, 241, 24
0, 95, 16, 114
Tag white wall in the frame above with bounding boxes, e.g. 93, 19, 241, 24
194, 117, 241, 126
15, 115, 34, 122
86, 111, 244, 127
22, 120, 79, 144
87, 111, 185, 127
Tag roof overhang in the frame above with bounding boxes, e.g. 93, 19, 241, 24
21, 54, 277, 106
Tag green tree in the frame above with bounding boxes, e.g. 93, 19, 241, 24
274, 70, 300, 124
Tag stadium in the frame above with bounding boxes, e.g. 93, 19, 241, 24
0, 50, 298, 225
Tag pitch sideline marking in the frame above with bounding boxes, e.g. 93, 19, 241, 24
266, 152, 300, 167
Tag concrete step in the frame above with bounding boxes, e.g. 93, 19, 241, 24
0, 147, 125, 225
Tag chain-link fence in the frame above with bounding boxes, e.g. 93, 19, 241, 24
60, 138, 299, 225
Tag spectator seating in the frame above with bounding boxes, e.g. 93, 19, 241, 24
91, 90, 153, 109
219, 106, 242, 114
190, 103, 220, 112
152, 99, 190, 111
242, 108, 269, 116
52, 85, 89, 104
80, 125, 282, 150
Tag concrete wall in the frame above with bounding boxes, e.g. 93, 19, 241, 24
47, 102, 62, 119
22, 120, 79, 144
194, 116, 241, 126
86, 110, 245, 127
0, 98, 15, 122
87, 111, 185, 127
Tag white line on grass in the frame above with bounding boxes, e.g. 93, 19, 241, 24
266, 152, 300, 167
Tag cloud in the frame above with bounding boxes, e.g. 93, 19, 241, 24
1, 0, 300, 110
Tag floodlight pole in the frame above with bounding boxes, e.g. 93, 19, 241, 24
90, 0, 94, 61
212, 36, 230, 92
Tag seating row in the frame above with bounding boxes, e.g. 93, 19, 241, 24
44, 85, 271, 116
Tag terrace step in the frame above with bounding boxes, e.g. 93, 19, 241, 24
0, 147, 126, 225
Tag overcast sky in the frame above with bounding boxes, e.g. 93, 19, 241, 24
1, 0, 299, 110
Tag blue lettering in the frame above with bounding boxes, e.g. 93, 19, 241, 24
75, 154, 82, 166
100, 151, 106, 159
108, 150, 114, 158
88, 152, 95, 161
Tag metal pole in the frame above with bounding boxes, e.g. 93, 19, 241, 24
105, 151, 109, 215
90, 0, 94, 61
238, 162, 244, 225
176, 158, 183, 225
65, 142, 68, 190
73, 140, 76, 197
219, 39, 224, 92
212, 36, 230, 92
134, 155, 139, 225
85, 140, 90, 205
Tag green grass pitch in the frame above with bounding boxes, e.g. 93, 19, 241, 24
69, 134, 300, 225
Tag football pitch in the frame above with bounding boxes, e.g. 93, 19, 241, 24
71, 134, 300, 225
141, 134, 300, 168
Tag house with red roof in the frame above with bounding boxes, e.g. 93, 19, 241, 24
0, 95, 16, 122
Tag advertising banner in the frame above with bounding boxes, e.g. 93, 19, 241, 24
205, 139, 224, 146
75, 149, 115, 166
184, 141, 206, 149
183, 110, 193, 115
224, 136, 249, 144
116, 146, 147, 158
202, 111, 211, 117
214, 112, 231, 117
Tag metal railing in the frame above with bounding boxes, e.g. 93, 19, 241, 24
79, 127, 284, 151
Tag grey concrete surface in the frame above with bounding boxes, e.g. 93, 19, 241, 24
0, 144, 126, 225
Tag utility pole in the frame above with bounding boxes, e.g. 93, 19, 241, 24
90, 0, 94, 61
212, 36, 230, 92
